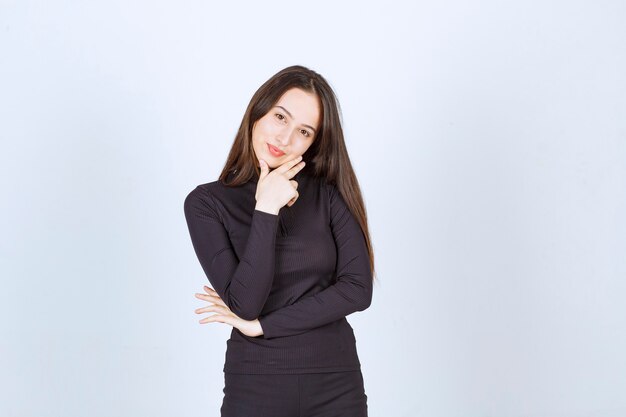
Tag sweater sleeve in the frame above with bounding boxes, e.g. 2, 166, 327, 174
183, 186, 280, 320
257, 183, 373, 339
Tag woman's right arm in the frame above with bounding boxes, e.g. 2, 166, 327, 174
183, 186, 279, 321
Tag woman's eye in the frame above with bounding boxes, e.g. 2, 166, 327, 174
274, 113, 310, 137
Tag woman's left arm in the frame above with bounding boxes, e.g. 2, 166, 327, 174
256, 183, 373, 339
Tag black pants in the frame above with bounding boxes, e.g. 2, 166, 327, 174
220, 370, 368, 417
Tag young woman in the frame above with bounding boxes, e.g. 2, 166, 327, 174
184, 65, 376, 417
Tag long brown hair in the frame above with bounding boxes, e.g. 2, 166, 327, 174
218, 65, 377, 283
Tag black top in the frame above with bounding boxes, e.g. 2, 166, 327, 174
183, 166, 373, 374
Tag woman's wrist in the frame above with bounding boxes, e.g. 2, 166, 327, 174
255, 202, 280, 215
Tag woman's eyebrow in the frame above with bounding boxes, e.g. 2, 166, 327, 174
275, 105, 317, 133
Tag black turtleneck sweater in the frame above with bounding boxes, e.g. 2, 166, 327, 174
183, 165, 373, 374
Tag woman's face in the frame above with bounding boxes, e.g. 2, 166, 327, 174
252, 87, 321, 169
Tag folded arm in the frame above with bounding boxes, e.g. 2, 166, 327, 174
184, 186, 279, 320
258, 183, 373, 339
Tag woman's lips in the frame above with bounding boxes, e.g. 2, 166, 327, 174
267, 143, 285, 157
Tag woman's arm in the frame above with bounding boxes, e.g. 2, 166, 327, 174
184, 185, 279, 321
257, 184, 373, 339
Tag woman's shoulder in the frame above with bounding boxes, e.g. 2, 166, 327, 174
185, 179, 222, 201
184, 181, 219, 214
187, 168, 248, 196
184, 176, 238, 212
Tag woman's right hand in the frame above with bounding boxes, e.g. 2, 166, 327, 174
254, 155, 306, 215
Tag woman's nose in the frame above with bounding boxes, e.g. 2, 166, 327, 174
276, 129, 292, 146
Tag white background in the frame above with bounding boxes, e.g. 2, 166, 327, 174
1, 1, 625, 416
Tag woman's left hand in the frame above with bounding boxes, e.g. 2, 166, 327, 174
194, 285, 264, 338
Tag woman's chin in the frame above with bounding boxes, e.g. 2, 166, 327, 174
258, 155, 281, 169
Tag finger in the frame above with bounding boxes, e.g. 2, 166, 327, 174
259, 159, 269, 180
195, 294, 227, 307
283, 160, 306, 179
273, 155, 303, 175
195, 304, 230, 315
210, 296, 228, 307
200, 314, 236, 327
200, 314, 224, 324
198, 294, 226, 305
202, 287, 227, 305
198, 293, 228, 307
196, 290, 226, 301
286, 192, 298, 207
195, 293, 219, 302
196, 295, 227, 309
289, 180, 298, 190
195, 305, 212, 314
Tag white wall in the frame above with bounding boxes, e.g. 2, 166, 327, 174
1, 1, 625, 416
